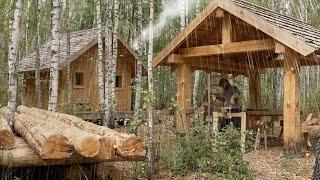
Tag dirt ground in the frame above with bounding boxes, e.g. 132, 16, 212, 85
244, 147, 315, 180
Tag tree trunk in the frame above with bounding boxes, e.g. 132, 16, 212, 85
192, 0, 201, 108
104, 0, 113, 125
65, 0, 72, 113
133, 0, 143, 122
7, 0, 22, 126
14, 114, 73, 159
96, 0, 105, 120
17, 106, 146, 158
179, 0, 186, 31
35, 0, 42, 108
48, 0, 61, 112
0, 116, 15, 150
147, 0, 155, 178
106, 0, 120, 128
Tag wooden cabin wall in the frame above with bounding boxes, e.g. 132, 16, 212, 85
24, 45, 134, 113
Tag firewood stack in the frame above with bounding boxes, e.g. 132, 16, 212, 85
0, 106, 146, 167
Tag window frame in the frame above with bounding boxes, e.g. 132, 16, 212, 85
74, 71, 85, 88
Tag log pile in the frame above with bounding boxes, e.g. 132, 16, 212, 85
0, 106, 146, 167
0, 115, 15, 150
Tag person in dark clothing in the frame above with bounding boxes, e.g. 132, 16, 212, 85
218, 78, 241, 129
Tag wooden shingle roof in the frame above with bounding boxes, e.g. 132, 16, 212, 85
17, 28, 138, 72
153, 0, 320, 68
232, 0, 320, 50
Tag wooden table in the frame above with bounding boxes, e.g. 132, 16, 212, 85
212, 110, 283, 153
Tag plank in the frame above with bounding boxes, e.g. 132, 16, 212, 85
179, 39, 275, 58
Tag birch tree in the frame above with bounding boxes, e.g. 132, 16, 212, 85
106, 0, 120, 127
35, 0, 42, 108
179, 0, 186, 31
193, 0, 201, 108
65, 0, 72, 113
48, 0, 61, 112
147, 0, 154, 178
96, 0, 105, 118
7, 0, 22, 126
133, 0, 143, 122
104, 0, 113, 125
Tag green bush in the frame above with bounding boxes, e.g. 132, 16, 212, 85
172, 125, 252, 179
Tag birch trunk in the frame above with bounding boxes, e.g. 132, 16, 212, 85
65, 0, 72, 113
104, 0, 113, 125
7, 0, 22, 126
147, 0, 154, 178
106, 0, 120, 128
133, 0, 143, 121
179, 0, 186, 31
192, 0, 201, 108
35, 0, 43, 108
48, 0, 61, 112
96, 0, 105, 119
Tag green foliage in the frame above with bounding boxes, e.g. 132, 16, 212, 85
172, 125, 252, 179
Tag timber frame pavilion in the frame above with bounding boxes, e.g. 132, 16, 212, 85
152, 0, 320, 151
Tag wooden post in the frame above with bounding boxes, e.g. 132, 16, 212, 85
176, 64, 192, 130
240, 112, 247, 153
222, 14, 232, 43
248, 71, 261, 129
283, 49, 302, 151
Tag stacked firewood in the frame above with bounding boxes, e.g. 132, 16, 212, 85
0, 106, 145, 166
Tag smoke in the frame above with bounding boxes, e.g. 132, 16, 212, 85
133, 0, 198, 49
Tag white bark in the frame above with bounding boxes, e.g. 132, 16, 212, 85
147, 0, 154, 178
179, 0, 186, 31
133, 0, 143, 121
192, 0, 201, 108
35, 0, 42, 108
48, 0, 61, 112
65, 0, 72, 113
104, 0, 113, 125
106, 0, 120, 127
96, 0, 105, 118
7, 0, 22, 126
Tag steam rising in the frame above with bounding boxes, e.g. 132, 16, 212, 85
133, 0, 198, 49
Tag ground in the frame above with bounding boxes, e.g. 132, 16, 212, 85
114, 121, 316, 180
110, 147, 315, 179
244, 147, 315, 180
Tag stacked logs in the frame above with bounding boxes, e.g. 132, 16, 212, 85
0, 106, 145, 166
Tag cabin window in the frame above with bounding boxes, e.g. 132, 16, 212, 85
116, 76, 122, 88
75, 72, 84, 86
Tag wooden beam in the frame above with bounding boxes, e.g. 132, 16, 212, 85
167, 54, 252, 74
283, 48, 302, 151
222, 15, 232, 43
215, 8, 225, 18
176, 64, 192, 130
180, 39, 275, 58
275, 42, 286, 54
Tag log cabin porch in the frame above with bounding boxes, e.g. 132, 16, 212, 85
152, 0, 320, 151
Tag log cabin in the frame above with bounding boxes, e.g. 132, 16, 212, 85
17, 28, 145, 117
152, 0, 320, 151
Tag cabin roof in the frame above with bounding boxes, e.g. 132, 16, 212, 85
153, 0, 320, 68
17, 28, 139, 73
